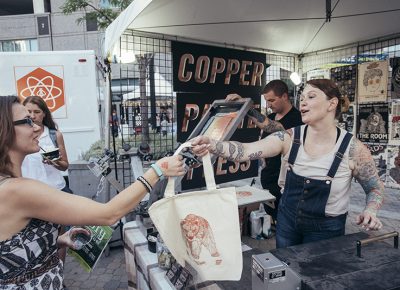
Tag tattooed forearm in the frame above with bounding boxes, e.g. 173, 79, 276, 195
228, 142, 236, 160
210, 140, 245, 162
213, 141, 224, 155
248, 151, 262, 160
229, 141, 244, 162
350, 138, 384, 214
262, 120, 285, 133
247, 108, 266, 123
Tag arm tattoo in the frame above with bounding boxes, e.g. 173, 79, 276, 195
248, 151, 262, 160
229, 141, 244, 162
272, 130, 286, 141
350, 138, 384, 214
214, 141, 224, 155
210, 140, 246, 162
229, 142, 236, 160
247, 108, 266, 123
262, 120, 285, 133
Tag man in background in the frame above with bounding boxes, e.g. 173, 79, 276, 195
226, 80, 303, 224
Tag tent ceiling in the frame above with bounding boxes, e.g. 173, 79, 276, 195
121, 0, 400, 55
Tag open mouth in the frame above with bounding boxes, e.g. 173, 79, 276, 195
301, 109, 309, 114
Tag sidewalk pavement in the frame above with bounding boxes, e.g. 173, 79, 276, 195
63, 181, 400, 290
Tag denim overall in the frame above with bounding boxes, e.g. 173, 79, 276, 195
276, 126, 353, 248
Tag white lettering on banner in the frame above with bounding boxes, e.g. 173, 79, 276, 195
185, 158, 251, 181
177, 54, 264, 86
370, 134, 388, 139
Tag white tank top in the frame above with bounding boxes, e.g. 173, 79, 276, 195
22, 126, 66, 190
278, 125, 353, 216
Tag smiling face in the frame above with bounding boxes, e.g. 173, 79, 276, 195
12, 103, 41, 156
299, 84, 338, 125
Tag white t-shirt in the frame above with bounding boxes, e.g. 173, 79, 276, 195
22, 126, 66, 190
278, 126, 353, 216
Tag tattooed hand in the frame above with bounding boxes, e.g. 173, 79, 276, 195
355, 210, 383, 231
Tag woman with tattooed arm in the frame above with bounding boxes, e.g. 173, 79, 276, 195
192, 79, 384, 248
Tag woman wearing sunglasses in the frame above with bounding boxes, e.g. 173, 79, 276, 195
21, 96, 74, 271
0, 95, 185, 289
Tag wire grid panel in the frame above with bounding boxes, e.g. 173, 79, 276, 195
301, 35, 400, 188
112, 33, 177, 163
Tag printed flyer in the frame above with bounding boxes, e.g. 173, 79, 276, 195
68, 226, 113, 272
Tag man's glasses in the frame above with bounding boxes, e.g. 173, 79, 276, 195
13, 117, 34, 127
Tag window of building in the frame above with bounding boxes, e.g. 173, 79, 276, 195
86, 14, 98, 32
0, 0, 34, 16
0, 39, 38, 52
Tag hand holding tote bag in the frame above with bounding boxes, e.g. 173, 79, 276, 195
148, 142, 243, 282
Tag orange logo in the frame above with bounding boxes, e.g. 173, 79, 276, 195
16, 67, 65, 112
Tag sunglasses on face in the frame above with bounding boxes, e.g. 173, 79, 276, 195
13, 117, 34, 127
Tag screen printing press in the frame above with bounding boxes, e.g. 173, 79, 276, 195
249, 231, 400, 290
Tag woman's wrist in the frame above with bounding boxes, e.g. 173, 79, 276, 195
151, 163, 165, 180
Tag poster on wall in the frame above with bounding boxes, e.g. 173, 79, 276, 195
337, 104, 355, 134
172, 41, 267, 190
372, 148, 387, 181
357, 60, 388, 103
357, 102, 389, 144
306, 68, 330, 81
330, 65, 357, 103
391, 57, 400, 99
386, 146, 400, 188
389, 101, 400, 145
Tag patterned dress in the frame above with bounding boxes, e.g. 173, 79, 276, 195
0, 178, 63, 289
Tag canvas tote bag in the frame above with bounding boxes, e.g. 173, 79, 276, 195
148, 142, 243, 282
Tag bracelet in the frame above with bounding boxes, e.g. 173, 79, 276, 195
151, 163, 165, 180
137, 176, 153, 192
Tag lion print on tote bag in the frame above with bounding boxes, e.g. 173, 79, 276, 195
180, 214, 222, 265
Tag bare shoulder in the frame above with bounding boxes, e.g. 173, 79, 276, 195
56, 130, 65, 141
0, 177, 51, 200
0, 177, 27, 203
348, 137, 371, 160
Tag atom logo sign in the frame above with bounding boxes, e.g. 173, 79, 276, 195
16, 67, 65, 113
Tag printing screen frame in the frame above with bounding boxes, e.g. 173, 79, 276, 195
187, 98, 253, 142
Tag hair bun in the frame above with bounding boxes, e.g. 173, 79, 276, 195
340, 95, 350, 112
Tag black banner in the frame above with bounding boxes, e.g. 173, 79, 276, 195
172, 41, 267, 190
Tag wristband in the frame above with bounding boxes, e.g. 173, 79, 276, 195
137, 176, 153, 192
151, 163, 165, 180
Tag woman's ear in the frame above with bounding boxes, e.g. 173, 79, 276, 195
328, 97, 339, 112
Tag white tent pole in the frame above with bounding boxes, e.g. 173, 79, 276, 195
104, 69, 111, 149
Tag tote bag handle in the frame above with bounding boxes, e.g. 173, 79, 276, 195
164, 142, 217, 197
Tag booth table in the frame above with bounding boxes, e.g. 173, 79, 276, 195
123, 186, 275, 289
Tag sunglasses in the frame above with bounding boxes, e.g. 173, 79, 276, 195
13, 117, 34, 127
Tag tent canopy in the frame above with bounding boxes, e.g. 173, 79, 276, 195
104, 0, 400, 57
